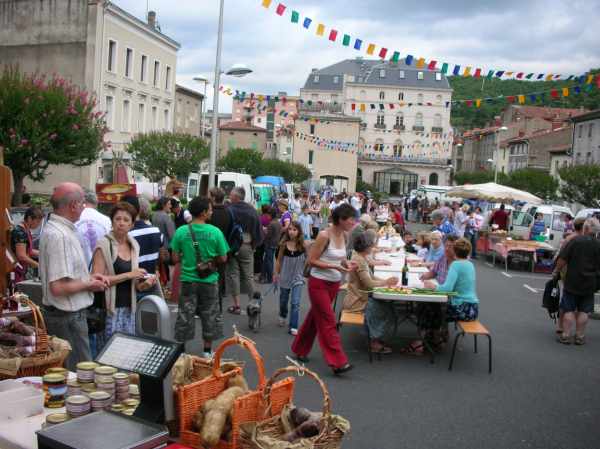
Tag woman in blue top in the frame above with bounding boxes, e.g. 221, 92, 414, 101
424, 238, 479, 322
530, 213, 546, 240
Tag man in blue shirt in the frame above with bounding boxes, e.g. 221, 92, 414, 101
431, 209, 457, 239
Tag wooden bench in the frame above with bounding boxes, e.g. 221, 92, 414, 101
448, 320, 492, 373
336, 310, 377, 363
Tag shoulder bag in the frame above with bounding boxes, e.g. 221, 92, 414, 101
188, 224, 218, 278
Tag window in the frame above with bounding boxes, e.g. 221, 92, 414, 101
398, 92, 404, 101
105, 96, 114, 129
153, 61, 160, 87
417, 71, 424, 80
331, 94, 338, 102
164, 108, 170, 130
310, 124, 315, 135
376, 113, 385, 126
125, 48, 133, 78
107, 40, 117, 72
140, 55, 147, 82
313, 75, 319, 83
436, 94, 442, 104
257, 117, 262, 124
152, 106, 158, 130
589, 123, 594, 138
395, 113, 404, 127
379, 69, 386, 78
393, 140, 402, 158
434, 114, 442, 128
333, 76, 339, 84
308, 150, 314, 165
311, 93, 318, 100
417, 93, 424, 103
379, 91, 385, 100
429, 173, 439, 185
374, 138, 384, 152
399, 70, 405, 79
165, 66, 172, 91
415, 113, 423, 127
137, 103, 145, 132
578, 124, 583, 138
122, 99, 130, 132
435, 72, 442, 81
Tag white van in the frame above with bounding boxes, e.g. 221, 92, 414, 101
511, 204, 574, 248
417, 185, 453, 204
186, 172, 255, 206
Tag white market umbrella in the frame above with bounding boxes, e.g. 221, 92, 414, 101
447, 182, 542, 204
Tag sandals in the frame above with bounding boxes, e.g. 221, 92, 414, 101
370, 343, 392, 355
227, 305, 241, 315
399, 341, 424, 356
557, 335, 571, 345
574, 335, 585, 346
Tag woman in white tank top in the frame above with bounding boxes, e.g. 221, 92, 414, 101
291, 203, 358, 375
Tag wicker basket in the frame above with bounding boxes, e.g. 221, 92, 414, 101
239, 366, 348, 449
177, 335, 295, 449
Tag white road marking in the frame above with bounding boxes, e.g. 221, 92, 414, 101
523, 284, 538, 293
501, 272, 512, 278
485, 263, 494, 268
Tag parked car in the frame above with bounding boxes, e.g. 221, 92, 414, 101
575, 208, 600, 220
510, 204, 574, 248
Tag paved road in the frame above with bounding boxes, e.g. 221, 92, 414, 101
187, 227, 600, 449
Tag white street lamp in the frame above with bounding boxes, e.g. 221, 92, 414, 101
192, 76, 208, 139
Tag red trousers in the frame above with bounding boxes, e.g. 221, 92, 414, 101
292, 276, 348, 369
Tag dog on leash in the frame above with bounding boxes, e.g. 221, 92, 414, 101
247, 291, 262, 332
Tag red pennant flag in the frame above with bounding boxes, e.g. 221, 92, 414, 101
466, 100, 473, 107
351, 103, 356, 111
474, 68, 482, 78
275, 3, 286, 15
328, 29, 338, 41
516, 72, 524, 79
507, 96, 515, 103
551, 89, 559, 98
596, 74, 600, 88
428, 60, 437, 70
378, 47, 388, 59
389, 104, 394, 109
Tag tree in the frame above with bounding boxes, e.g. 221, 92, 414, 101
558, 164, 600, 207
504, 168, 558, 201
0, 67, 107, 205
218, 148, 312, 183
128, 132, 208, 182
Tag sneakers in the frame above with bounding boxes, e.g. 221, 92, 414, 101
278, 317, 286, 327
289, 328, 298, 336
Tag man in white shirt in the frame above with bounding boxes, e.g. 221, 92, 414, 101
350, 192, 362, 215
453, 202, 469, 238
75, 189, 111, 267
40, 183, 108, 369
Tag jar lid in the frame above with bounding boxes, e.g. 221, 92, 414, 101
122, 398, 140, 407
113, 372, 128, 380
94, 366, 117, 375
67, 379, 81, 387
122, 408, 135, 415
66, 395, 90, 405
95, 378, 116, 385
45, 367, 68, 375
81, 384, 97, 392
77, 362, 99, 370
46, 413, 69, 424
43, 373, 66, 383
111, 404, 124, 412
88, 391, 111, 400
129, 384, 139, 393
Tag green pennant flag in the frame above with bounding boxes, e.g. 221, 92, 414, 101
291, 11, 300, 23
441, 62, 448, 74
391, 51, 400, 63
525, 73, 534, 79
342, 34, 351, 46
486, 70, 494, 80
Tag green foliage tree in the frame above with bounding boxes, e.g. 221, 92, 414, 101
449, 68, 600, 131
558, 164, 600, 207
504, 168, 558, 201
218, 148, 312, 183
453, 170, 508, 185
128, 132, 208, 182
0, 67, 107, 205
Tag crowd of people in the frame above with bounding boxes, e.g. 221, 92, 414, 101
9, 181, 599, 374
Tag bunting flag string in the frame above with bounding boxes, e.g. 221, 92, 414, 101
260, 1, 591, 81
294, 131, 358, 152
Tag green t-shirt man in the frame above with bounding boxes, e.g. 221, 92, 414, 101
170, 223, 229, 284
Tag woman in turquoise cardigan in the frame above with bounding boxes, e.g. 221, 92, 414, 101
424, 238, 479, 322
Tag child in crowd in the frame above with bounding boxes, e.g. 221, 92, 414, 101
262, 207, 281, 284
298, 205, 314, 241
273, 221, 307, 336
414, 232, 430, 260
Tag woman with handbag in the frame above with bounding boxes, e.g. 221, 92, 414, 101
91, 202, 157, 350
11, 206, 44, 282
291, 203, 357, 375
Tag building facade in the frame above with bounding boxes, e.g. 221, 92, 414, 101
174, 85, 204, 137
218, 121, 267, 157
0, 1, 179, 193
292, 115, 360, 193
300, 58, 453, 195
571, 109, 600, 165
505, 126, 572, 173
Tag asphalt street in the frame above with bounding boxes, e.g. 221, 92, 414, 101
187, 226, 600, 449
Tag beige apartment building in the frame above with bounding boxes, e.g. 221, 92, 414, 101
0, 0, 179, 193
292, 114, 360, 193
175, 84, 204, 137
218, 121, 267, 157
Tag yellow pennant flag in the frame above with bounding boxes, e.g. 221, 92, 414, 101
586, 74, 594, 84
367, 43, 376, 55
518, 95, 525, 104
545, 74, 553, 81
258, 95, 264, 102
261, 0, 272, 8
416, 58, 425, 68
359, 103, 366, 112
316, 23, 325, 36
463, 66, 472, 77
505, 71, 514, 77
562, 87, 569, 97
399, 102, 405, 107
475, 99, 481, 108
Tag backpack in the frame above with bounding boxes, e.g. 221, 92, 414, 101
227, 208, 244, 255
542, 277, 560, 321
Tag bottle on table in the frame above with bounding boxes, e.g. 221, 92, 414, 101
401, 258, 409, 286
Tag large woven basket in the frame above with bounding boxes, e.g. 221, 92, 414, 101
177, 335, 295, 449
239, 366, 347, 449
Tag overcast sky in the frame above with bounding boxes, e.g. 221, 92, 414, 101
115, 0, 599, 112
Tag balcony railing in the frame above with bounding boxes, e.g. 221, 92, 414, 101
374, 123, 387, 130
359, 153, 450, 165
431, 126, 444, 133
360, 122, 367, 130
412, 125, 425, 131
393, 124, 405, 131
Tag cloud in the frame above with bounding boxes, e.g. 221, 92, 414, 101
114, 0, 600, 112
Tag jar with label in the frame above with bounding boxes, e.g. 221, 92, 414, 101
128, 384, 140, 400
76, 362, 98, 383
45, 367, 69, 377
94, 365, 117, 384
43, 373, 67, 408
89, 391, 112, 411
66, 395, 91, 418
44, 413, 69, 428
81, 383, 97, 397
66, 379, 81, 397
96, 379, 116, 398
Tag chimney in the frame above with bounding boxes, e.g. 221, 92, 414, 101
147, 11, 157, 28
